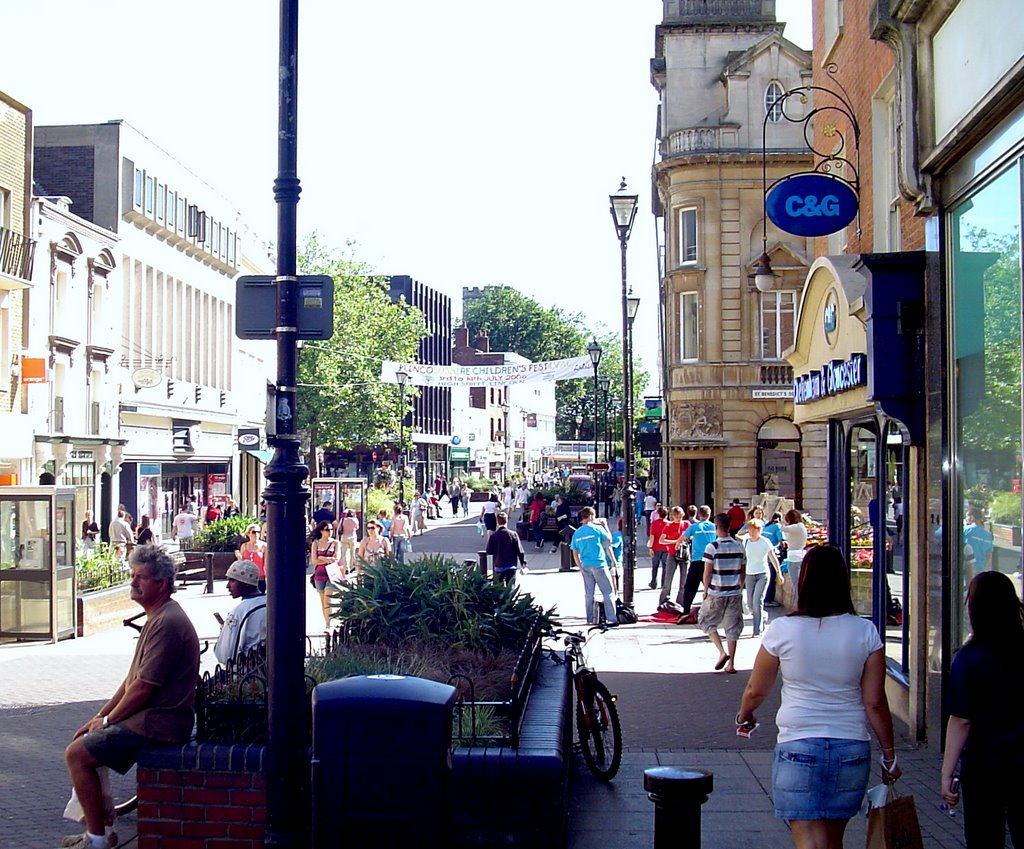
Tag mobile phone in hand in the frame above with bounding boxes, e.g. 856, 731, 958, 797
214, 612, 224, 625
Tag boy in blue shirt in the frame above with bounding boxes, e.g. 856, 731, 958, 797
569, 507, 618, 625
680, 505, 717, 618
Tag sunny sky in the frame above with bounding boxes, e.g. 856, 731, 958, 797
0, 0, 811, 389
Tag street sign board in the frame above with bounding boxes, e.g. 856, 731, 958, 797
587, 463, 610, 472
235, 275, 335, 340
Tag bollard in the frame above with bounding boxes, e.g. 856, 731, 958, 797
204, 552, 214, 595
644, 767, 714, 849
477, 550, 489, 578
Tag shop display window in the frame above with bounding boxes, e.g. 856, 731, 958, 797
950, 160, 1023, 644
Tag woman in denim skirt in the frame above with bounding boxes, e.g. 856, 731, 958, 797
736, 545, 901, 848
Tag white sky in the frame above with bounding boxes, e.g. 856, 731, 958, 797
0, 0, 810, 388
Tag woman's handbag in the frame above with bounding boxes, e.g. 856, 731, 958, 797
865, 784, 924, 849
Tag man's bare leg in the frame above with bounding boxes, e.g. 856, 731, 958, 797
65, 737, 107, 836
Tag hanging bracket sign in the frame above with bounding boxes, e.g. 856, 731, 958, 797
766, 174, 859, 238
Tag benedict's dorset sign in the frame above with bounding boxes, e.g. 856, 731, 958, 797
793, 353, 868, 405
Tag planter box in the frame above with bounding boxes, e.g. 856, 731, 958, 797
77, 584, 134, 637
136, 655, 573, 849
992, 523, 1022, 549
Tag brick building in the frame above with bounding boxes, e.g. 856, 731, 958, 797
0, 90, 33, 475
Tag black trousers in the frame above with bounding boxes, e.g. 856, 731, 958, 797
962, 766, 1024, 847
681, 560, 705, 614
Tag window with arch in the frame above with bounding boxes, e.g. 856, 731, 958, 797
765, 81, 786, 123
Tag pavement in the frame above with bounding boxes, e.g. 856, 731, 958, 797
0, 505, 984, 848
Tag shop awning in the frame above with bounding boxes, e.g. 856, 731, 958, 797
245, 449, 274, 464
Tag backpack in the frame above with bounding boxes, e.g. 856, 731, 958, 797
615, 598, 638, 625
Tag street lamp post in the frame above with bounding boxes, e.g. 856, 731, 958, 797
587, 340, 602, 510
264, 2, 308, 846
501, 400, 510, 480
396, 370, 409, 506
575, 414, 583, 462
609, 178, 639, 606
598, 376, 610, 463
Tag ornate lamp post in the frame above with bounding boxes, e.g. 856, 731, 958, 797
396, 369, 409, 506
587, 340, 603, 465
500, 400, 510, 479
598, 375, 610, 463
609, 178, 639, 605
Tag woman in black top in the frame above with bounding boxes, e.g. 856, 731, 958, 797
941, 570, 1024, 846
135, 515, 155, 547
81, 510, 99, 551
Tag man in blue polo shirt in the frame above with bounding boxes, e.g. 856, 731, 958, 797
569, 507, 618, 625
680, 506, 717, 619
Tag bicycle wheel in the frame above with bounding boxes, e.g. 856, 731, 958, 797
577, 679, 622, 781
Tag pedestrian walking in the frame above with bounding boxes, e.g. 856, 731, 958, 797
449, 480, 462, 517
736, 544, 901, 849
81, 510, 99, 554
680, 506, 717, 619
235, 523, 267, 593
941, 570, 1024, 846
647, 506, 669, 590
480, 493, 500, 541
485, 511, 526, 585
697, 513, 745, 673
357, 520, 391, 572
390, 505, 410, 564
309, 521, 338, 631
411, 491, 428, 535
338, 509, 359, 573
740, 519, 783, 637
781, 509, 809, 598
656, 506, 688, 609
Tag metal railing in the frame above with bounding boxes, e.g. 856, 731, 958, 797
0, 226, 35, 281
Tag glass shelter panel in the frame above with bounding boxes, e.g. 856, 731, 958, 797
884, 423, 909, 675
950, 161, 1023, 644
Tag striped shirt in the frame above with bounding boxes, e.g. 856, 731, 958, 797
702, 537, 745, 597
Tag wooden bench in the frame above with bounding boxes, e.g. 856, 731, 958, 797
172, 551, 213, 593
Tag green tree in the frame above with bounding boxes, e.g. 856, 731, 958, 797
462, 287, 648, 443
297, 235, 425, 463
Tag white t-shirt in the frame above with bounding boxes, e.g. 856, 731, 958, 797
214, 594, 266, 664
644, 494, 657, 511
174, 512, 196, 539
781, 522, 808, 552
742, 536, 774, 575
761, 614, 882, 744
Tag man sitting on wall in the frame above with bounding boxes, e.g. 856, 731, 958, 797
62, 545, 200, 849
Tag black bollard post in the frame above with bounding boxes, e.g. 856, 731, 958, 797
644, 767, 714, 849
204, 552, 214, 595
477, 550, 489, 578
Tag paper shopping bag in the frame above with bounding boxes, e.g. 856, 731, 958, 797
866, 793, 924, 849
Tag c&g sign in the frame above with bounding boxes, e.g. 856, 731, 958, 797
766, 174, 858, 238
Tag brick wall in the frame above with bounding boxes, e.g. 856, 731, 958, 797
0, 93, 29, 415
136, 744, 267, 849
812, 0, 926, 255
34, 146, 96, 223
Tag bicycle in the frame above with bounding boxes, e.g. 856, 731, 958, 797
545, 626, 622, 781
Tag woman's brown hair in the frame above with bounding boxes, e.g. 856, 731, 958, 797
791, 545, 856, 618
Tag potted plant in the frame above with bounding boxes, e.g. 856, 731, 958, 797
186, 515, 259, 579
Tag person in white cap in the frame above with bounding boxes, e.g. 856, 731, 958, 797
213, 560, 266, 665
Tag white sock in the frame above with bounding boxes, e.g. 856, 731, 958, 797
86, 833, 109, 849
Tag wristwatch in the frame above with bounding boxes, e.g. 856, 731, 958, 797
101, 715, 110, 728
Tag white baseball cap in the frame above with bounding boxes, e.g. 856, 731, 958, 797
225, 560, 260, 587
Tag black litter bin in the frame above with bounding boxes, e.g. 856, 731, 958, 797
312, 674, 457, 849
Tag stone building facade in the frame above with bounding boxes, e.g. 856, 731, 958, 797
651, 0, 827, 516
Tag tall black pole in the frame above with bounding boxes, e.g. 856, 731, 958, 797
399, 383, 406, 506
592, 365, 600, 471
264, 1, 308, 847
620, 238, 636, 605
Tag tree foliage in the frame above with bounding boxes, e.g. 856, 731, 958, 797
297, 235, 425, 455
462, 286, 649, 442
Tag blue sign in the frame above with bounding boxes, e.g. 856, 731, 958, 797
766, 174, 858, 237
451, 436, 462, 445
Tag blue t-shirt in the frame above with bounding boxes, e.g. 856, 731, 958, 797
611, 530, 623, 564
763, 522, 783, 547
682, 520, 716, 562
570, 523, 612, 568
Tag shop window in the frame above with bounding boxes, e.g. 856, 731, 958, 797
678, 208, 698, 265
872, 76, 901, 252
760, 290, 796, 359
848, 425, 877, 619
950, 160, 1023, 644
679, 292, 698, 361
883, 421, 910, 676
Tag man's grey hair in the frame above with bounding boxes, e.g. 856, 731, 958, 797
129, 544, 177, 583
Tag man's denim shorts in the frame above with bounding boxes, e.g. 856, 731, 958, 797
772, 737, 870, 820
83, 724, 157, 775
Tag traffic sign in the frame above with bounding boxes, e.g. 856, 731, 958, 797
587, 463, 610, 472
